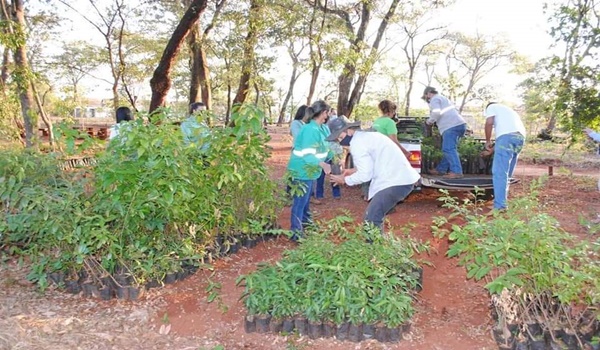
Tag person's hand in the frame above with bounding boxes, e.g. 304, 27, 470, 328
330, 174, 345, 186
342, 168, 356, 176
485, 141, 493, 150
320, 162, 331, 175
480, 147, 494, 157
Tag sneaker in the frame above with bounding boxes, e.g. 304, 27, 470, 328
428, 168, 442, 175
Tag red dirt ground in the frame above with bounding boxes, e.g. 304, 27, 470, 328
153, 129, 599, 350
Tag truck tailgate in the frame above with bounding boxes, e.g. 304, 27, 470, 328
421, 175, 519, 190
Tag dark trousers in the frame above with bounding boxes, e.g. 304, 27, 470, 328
364, 184, 414, 229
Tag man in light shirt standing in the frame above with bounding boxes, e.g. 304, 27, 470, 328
422, 86, 468, 178
328, 119, 421, 230
484, 102, 526, 210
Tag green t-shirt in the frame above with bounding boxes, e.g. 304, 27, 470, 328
372, 116, 397, 136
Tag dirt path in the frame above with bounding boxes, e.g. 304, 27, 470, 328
1, 130, 598, 350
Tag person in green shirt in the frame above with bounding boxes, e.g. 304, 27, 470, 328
286, 100, 332, 241
372, 100, 411, 157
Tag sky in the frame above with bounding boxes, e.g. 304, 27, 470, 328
446, 0, 556, 61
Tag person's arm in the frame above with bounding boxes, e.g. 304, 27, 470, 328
426, 97, 442, 125
389, 134, 411, 158
343, 144, 373, 186
290, 121, 302, 139
485, 116, 495, 149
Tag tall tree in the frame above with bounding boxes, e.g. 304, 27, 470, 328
305, 0, 326, 105
4, 0, 36, 147
308, 0, 401, 118
185, 0, 227, 110
540, 0, 600, 135
51, 42, 102, 107
436, 32, 515, 113
398, 11, 447, 116
149, 0, 208, 114
232, 0, 262, 106
58, 0, 135, 110
276, 41, 305, 125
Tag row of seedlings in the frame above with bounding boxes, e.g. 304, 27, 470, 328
239, 225, 427, 343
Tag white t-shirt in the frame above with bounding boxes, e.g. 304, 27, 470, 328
484, 104, 526, 138
345, 131, 421, 200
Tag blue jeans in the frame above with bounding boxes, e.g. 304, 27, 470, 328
365, 184, 414, 229
492, 133, 524, 209
314, 160, 341, 199
437, 123, 467, 174
290, 179, 314, 240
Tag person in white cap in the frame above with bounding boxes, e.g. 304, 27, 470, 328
328, 118, 420, 230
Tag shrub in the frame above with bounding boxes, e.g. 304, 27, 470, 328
238, 219, 427, 328
432, 180, 600, 345
0, 104, 283, 290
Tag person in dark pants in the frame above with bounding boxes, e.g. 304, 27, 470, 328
328, 119, 420, 230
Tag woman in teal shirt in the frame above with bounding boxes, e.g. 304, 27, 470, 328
287, 100, 332, 241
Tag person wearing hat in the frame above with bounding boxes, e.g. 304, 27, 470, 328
328, 119, 421, 230
286, 100, 333, 241
422, 86, 467, 178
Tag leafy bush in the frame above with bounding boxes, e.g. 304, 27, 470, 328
0, 104, 283, 290
238, 219, 427, 328
431, 180, 600, 343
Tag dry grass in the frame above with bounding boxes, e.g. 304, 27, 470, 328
0, 263, 217, 350
520, 140, 600, 170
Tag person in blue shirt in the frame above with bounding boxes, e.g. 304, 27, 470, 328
290, 105, 308, 142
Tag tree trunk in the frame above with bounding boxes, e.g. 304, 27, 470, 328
31, 81, 53, 147
149, 0, 208, 114
232, 0, 260, 106
1, 47, 9, 87
306, 4, 325, 105
187, 23, 202, 105
198, 44, 212, 110
225, 82, 231, 125
277, 63, 298, 126
253, 82, 260, 105
11, 0, 35, 147
404, 68, 415, 116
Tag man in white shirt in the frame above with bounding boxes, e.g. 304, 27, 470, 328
484, 102, 526, 210
328, 119, 421, 229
